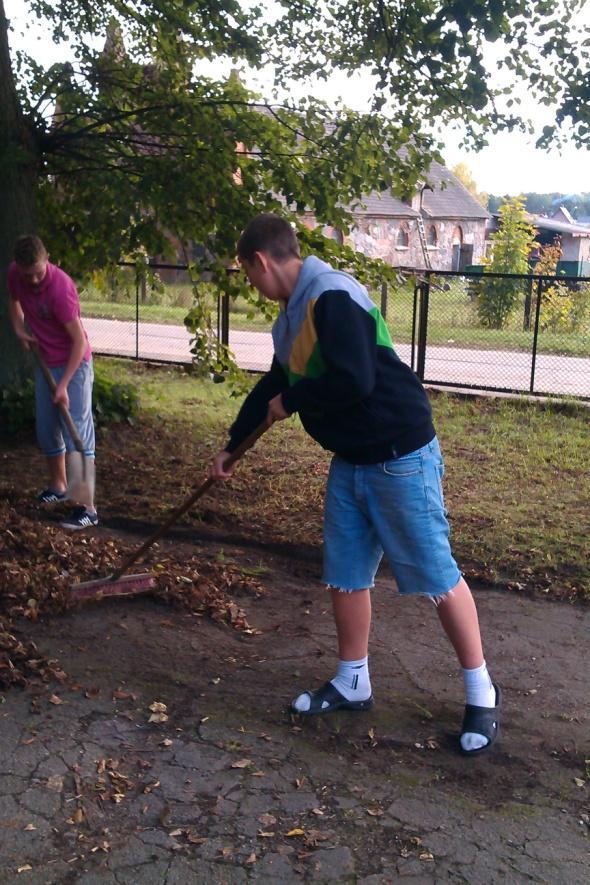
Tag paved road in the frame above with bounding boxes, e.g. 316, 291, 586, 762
84, 317, 590, 398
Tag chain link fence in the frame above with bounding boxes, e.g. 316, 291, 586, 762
80, 263, 590, 400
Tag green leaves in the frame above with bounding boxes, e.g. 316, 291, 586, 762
268, 1, 590, 149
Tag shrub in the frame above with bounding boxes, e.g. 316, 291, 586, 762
0, 378, 36, 434
0, 365, 139, 436
92, 366, 140, 426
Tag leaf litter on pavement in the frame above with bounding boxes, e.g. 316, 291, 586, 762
0, 497, 266, 691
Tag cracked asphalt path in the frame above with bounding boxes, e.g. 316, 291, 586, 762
1, 547, 588, 883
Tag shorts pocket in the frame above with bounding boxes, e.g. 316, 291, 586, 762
382, 452, 421, 477
425, 462, 446, 513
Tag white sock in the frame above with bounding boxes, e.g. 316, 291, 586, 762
292, 657, 371, 713
461, 661, 496, 752
331, 657, 371, 701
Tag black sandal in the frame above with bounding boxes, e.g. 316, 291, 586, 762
291, 681, 373, 716
460, 683, 502, 756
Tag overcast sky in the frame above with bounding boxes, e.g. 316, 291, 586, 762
5, 0, 589, 197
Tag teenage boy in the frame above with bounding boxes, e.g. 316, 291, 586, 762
211, 214, 501, 755
8, 235, 98, 529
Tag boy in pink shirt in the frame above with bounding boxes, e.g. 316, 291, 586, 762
8, 235, 98, 530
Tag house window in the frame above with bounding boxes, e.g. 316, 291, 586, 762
396, 225, 409, 248
452, 225, 463, 246
427, 225, 438, 247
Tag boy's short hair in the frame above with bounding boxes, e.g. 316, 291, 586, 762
237, 214, 300, 263
14, 235, 48, 267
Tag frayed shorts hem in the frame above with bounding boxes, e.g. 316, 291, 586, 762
322, 570, 462, 598
323, 581, 375, 593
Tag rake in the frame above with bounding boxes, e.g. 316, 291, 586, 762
70, 418, 270, 601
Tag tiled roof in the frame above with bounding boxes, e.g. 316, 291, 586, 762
351, 192, 419, 217
353, 159, 489, 221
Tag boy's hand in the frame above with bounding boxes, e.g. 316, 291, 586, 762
53, 382, 70, 410
17, 331, 37, 351
211, 450, 235, 481
267, 393, 289, 423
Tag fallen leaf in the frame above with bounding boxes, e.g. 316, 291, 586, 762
230, 758, 252, 769
257, 830, 275, 838
186, 832, 207, 844
149, 701, 167, 713
148, 712, 169, 723
17, 866, 33, 873
24, 824, 36, 831
49, 694, 63, 705
366, 806, 384, 817
244, 852, 257, 865
113, 689, 135, 700
143, 780, 161, 794
46, 774, 64, 792
85, 687, 101, 698
285, 828, 305, 837
169, 828, 183, 837
160, 738, 173, 747
259, 813, 277, 827
574, 777, 585, 787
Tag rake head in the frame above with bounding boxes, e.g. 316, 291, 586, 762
70, 572, 156, 602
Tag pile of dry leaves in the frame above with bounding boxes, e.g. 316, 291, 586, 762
0, 499, 265, 690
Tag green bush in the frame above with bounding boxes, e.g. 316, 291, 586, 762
0, 365, 139, 436
540, 282, 590, 334
0, 378, 36, 434
92, 367, 140, 426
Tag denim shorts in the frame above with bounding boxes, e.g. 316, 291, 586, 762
322, 437, 461, 597
35, 359, 95, 458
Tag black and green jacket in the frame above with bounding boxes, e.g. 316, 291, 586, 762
227, 256, 435, 464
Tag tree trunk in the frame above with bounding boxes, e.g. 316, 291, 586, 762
0, 0, 38, 387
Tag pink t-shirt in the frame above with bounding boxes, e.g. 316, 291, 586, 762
8, 261, 92, 367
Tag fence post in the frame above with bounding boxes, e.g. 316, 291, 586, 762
135, 269, 142, 360
530, 278, 543, 393
411, 283, 419, 373
380, 281, 387, 320
416, 274, 430, 381
221, 292, 230, 348
523, 277, 533, 331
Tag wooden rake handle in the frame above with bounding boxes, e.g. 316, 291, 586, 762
32, 345, 86, 456
110, 418, 271, 582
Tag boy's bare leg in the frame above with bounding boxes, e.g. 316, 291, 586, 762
434, 577, 483, 668
435, 576, 498, 752
46, 453, 67, 494
331, 587, 371, 660
291, 588, 372, 712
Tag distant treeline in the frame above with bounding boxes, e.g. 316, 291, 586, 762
488, 193, 590, 218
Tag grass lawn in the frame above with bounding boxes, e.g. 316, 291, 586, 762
97, 358, 590, 602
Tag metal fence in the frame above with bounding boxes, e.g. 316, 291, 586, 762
81, 263, 590, 400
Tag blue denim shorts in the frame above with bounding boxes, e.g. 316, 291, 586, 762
35, 359, 95, 458
322, 437, 461, 597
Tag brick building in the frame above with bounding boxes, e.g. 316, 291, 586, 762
337, 159, 489, 271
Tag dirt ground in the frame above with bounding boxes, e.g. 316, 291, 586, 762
0, 424, 589, 883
